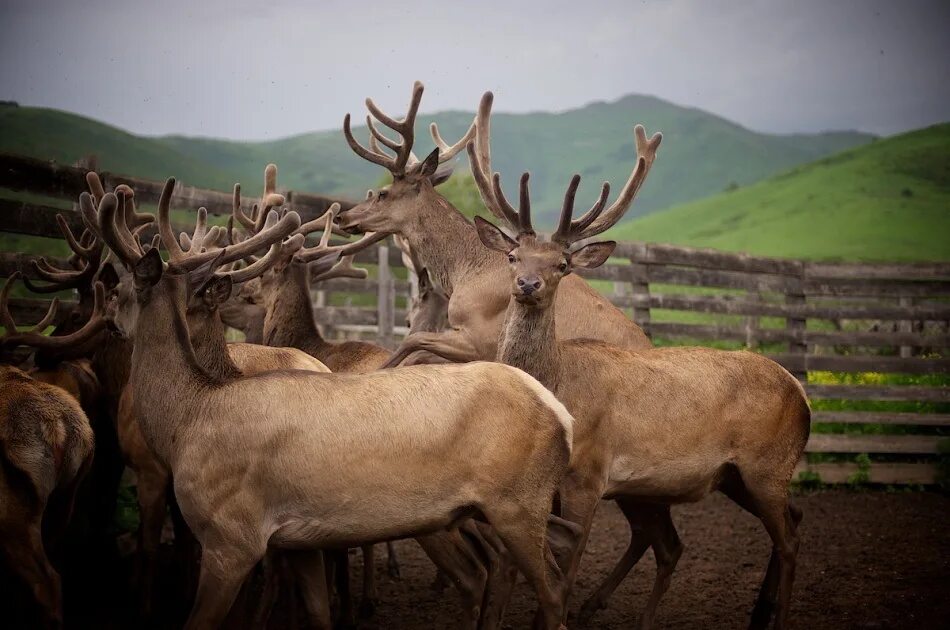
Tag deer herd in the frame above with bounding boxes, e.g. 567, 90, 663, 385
0, 82, 810, 630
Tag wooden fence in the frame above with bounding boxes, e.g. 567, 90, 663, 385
2, 152, 948, 485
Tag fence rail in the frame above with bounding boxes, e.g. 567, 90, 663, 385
2, 152, 947, 485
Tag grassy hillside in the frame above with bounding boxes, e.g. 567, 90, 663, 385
607, 123, 950, 261
0, 96, 872, 219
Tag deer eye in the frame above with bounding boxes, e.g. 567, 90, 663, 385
377, 190, 389, 200
507, 254, 516, 263
558, 261, 568, 272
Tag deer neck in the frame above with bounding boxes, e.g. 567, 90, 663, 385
497, 297, 562, 392
190, 310, 243, 381
400, 194, 503, 296
129, 276, 230, 464
263, 264, 328, 353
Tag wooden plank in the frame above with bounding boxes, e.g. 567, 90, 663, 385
0, 198, 85, 238
627, 293, 950, 321
769, 353, 950, 375
805, 433, 941, 454
646, 265, 802, 292
645, 321, 950, 348
0, 152, 349, 218
7, 297, 77, 325
812, 411, 950, 426
617, 241, 803, 276
806, 384, 950, 403
793, 461, 937, 484
629, 261, 651, 330
805, 261, 950, 281
803, 277, 950, 298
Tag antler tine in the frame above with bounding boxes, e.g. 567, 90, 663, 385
86, 172, 106, 203
2, 281, 108, 351
344, 113, 396, 170
232, 183, 257, 231
517, 172, 533, 236
367, 115, 402, 153
573, 125, 662, 240
0, 272, 59, 338
157, 177, 185, 260
488, 172, 521, 230
569, 181, 611, 236
311, 255, 368, 283
0, 272, 19, 333
191, 207, 209, 251
294, 205, 338, 263
114, 188, 143, 259
468, 91, 520, 229
429, 119, 476, 163
221, 234, 305, 284
260, 164, 286, 216
180, 210, 301, 272
99, 193, 143, 267
553, 174, 582, 244
79, 192, 105, 240
115, 184, 155, 228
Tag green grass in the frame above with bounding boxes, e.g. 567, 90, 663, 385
608, 123, 950, 261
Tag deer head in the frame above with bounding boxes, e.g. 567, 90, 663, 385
470, 91, 662, 308
337, 81, 475, 235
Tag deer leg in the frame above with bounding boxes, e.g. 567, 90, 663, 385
326, 548, 354, 628
381, 330, 480, 368
183, 543, 261, 630
2, 520, 63, 628
386, 540, 401, 578
252, 553, 281, 629
578, 499, 654, 623
460, 520, 518, 630
634, 505, 683, 630
416, 530, 488, 630
135, 460, 171, 618
481, 499, 566, 630
358, 544, 379, 618
287, 549, 332, 630
554, 471, 606, 619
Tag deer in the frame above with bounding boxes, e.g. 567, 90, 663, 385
94, 180, 575, 630
0, 272, 106, 628
232, 168, 405, 613
397, 234, 450, 338
467, 105, 811, 629
335, 82, 652, 369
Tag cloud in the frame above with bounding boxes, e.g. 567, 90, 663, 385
1, 0, 947, 139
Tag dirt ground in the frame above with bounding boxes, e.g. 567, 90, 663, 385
9, 489, 950, 629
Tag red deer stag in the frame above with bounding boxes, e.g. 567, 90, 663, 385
1, 273, 105, 627
335, 82, 651, 368
96, 182, 574, 630
468, 114, 810, 629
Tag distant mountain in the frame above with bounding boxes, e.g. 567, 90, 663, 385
607, 123, 950, 262
0, 95, 873, 222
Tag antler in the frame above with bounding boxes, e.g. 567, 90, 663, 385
554, 125, 662, 243
1, 272, 108, 351
232, 164, 287, 233
22, 215, 104, 294
157, 177, 301, 274
311, 256, 368, 283
470, 90, 662, 245
344, 81, 476, 177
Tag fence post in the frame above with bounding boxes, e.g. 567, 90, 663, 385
785, 270, 807, 381
377, 241, 395, 349
899, 296, 913, 358
745, 290, 760, 349
629, 259, 651, 338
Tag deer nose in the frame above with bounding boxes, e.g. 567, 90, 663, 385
516, 276, 542, 295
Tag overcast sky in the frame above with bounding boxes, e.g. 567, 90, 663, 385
1, 0, 948, 140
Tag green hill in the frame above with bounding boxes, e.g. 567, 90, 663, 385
607, 123, 950, 261
0, 96, 872, 219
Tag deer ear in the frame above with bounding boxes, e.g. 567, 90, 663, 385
418, 148, 441, 178
133, 247, 163, 288
97, 262, 120, 291
570, 241, 616, 269
429, 163, 454, 187
417, 267, 432, 292
474, 216, 517, 253
198, 275, 233, 308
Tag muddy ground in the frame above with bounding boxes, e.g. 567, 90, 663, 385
8, 489, 950, 629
